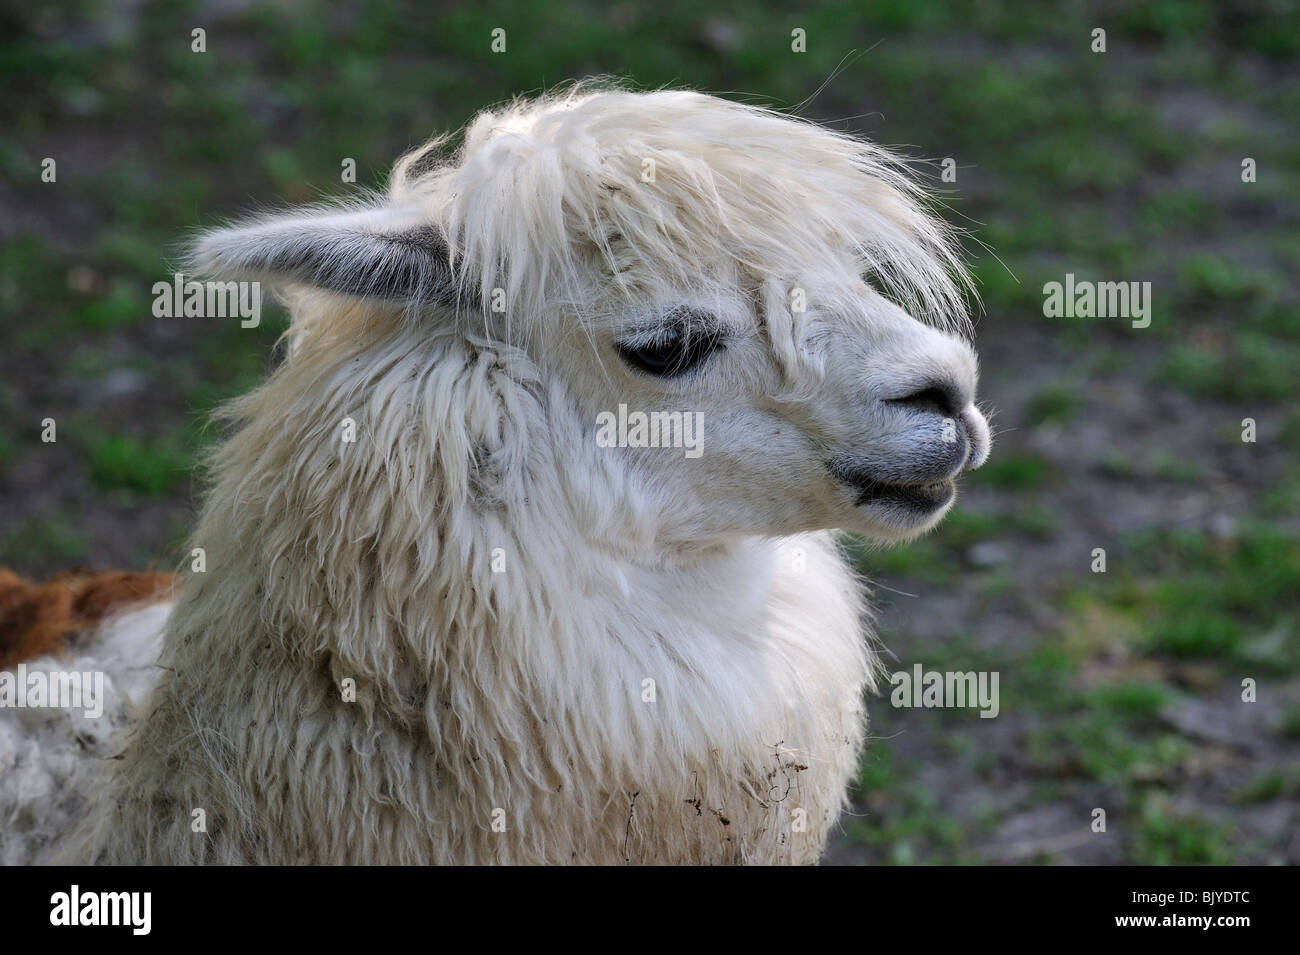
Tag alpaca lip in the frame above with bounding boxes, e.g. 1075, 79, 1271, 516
852, 478, 955, 511
830, 461, 957, 512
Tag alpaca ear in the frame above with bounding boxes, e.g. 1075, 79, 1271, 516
190, 205, 470, 307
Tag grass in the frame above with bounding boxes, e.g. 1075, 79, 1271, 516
1158, 333, 1299, 402
1025, 384, 1080, 427
86, 434, 191, 496
1132, 794, 1235, 865
972, 453, 1054, 491
1048, 525, 1300, 677
1087, 681, 1170, 720
1030, 715, 1192, 785
1234, 769, 1300, 804
1139, 190, 1219, 232
1180, 254, 1280, 301
848, 731, 987, 865
0, 516, 89, 566
1148, 449, 1206, 484
1280, 707, 1300, 740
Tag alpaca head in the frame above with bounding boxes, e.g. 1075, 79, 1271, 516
194, 85, 990, 549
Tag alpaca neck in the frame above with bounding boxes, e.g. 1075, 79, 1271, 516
104, 316, 872, 864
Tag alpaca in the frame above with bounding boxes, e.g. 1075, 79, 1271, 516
0, 84, 990, 865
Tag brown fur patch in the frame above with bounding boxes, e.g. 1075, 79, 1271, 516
0, 569, 174, 671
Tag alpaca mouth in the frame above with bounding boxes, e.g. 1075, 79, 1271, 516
830, 461, 957, 512
850, 477, 955, 511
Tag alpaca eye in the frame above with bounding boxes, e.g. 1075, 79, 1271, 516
615, 315, 722, 378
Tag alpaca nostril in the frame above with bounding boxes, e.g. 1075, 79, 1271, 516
886, 383, 960, 419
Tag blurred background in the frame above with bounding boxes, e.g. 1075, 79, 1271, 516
1, 0, 1297, 863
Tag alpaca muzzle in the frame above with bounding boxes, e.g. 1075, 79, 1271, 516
880, 374, 992, 477
828, 394, 991, 517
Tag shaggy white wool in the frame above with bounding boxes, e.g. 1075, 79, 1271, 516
0, 602, 170, 865
6, 83, 989, 864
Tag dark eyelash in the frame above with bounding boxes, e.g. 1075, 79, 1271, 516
615, 309, 724, 378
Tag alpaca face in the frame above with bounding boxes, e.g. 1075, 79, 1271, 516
192, 87, 991, 545
543, 262, 991, 545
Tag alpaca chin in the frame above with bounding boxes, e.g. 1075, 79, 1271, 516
848, 491, 960, 543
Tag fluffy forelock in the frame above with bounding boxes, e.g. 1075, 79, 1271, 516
390, 82, 973, 337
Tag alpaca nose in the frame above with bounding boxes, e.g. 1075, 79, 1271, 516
885, 379, 991, 472
885, 383, 961, 419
